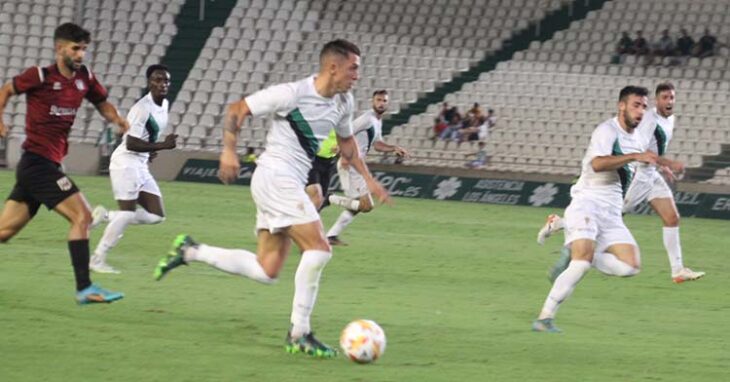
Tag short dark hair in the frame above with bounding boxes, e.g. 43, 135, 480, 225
146, 64, 169, 79
372, 89, 388, 97
655, 82, 675, 95
618, 86, 649, 102
319, 39, 360, 61
54, 23, 91, 43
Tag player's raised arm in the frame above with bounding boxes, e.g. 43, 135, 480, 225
0, 81, 17, 137
218, 99, 251, 184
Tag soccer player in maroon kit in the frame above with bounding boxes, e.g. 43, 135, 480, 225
0, 23, 126, 304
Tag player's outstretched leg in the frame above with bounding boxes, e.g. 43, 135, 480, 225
547, 246, 571, 283
326, 210, 356, 246
154, 234, 195, 280
537, 214, 563, 245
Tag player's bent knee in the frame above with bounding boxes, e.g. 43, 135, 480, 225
663, 214, 680, 227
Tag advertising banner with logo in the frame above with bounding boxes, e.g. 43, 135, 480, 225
175, 159, 730, 219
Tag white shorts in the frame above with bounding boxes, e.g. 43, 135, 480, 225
250, 165, 319, 234
622, 170, 674, 213
337, 160, 368, 199
564, 197, 637, 253
109, 166, 161, 201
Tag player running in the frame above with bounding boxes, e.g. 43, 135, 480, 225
89, 64, 178, 273
153, 40, 390, 357
0, 23, 126, 304
326, 90, 409, 245
537, 83, 704, 283
532, 86, 684, 333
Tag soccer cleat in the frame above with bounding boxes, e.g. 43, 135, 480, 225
327, 236, 348, 246
90, 205, 109, 229
672, 268, 706, 284
76, 284, 124, 305
154, 234, 196, 281
89, 256, 121, 274
285, 331, 338, 358
548, 246, 571, 284
537, 214, 563, 245
532, 318, 562, 333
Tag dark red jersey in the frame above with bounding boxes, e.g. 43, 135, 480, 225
12, 64, 108, 164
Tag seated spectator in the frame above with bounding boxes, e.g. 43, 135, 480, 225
646, 29, 675, 66
438, 102, 450, 122
465, 141, 488, 169
439, 114, 463, 141
457, 115, 483, 142
468, 102, 484, 120
433, 117, 448, 138
694, 29, 721, 58
480, 109, 496, 141
443, 105, 459, 125
676, 29, 695, 56
633, 31, 650, 56
616, 31, 633, 55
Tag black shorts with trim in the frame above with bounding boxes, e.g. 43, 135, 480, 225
306, 155, 337, 193
7, 152, 80, 217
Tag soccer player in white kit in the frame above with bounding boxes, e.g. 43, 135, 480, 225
153, 40, 390, 357
537, 83, 704, 283
532, 86, 685, 333
326, 90, 409, 245
89, 65, 178, 273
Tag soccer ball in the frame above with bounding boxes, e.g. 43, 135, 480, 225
339, 319, 387, 364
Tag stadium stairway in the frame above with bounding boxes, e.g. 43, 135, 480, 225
383, 0, 609, 134
685, 145, 730, 182
162, 0, 239, 103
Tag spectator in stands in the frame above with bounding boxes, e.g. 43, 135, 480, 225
481, 108, 496, 141
443, 106, 459, 125
694, 29, 721, 58
468, 102, 484, 120
465, 141, 488, 169
457, 115, 483, 142
432, 117, 448, 138
676, 29, 694, 57
646, 29, 675, 66
439, 113, 463, 141
439, 102, 450, 122
632, 31, 650, 56
616, 31, 633, 55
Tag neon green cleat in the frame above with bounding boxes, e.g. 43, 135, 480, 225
285, 331, 338, 358
154, 234, 196, 281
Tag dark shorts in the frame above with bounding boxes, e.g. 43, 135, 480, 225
7, 152, 79, 217
306, 156, 337, 193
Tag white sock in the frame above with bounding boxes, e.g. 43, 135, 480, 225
134, 209, 164, 224
185, 244, 275, 284
538, 260, 591, 319
290, 250, 332, 338
663, 227, 684, 274
591, 252, 640, 277
326, 210, 355, 238
328, 194, 360, 211
93, 210, 136, 260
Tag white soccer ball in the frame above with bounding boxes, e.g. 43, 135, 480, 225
340, 319, 387, 364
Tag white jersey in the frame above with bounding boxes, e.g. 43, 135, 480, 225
351, 109, 383, 158
571, 117, 646, 208
110, 93, 169, 168
635, 107, 675, 176
246, 75, 354, 183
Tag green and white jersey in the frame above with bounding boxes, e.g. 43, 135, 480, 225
635, 107, 675, 175
246, 75, 354, 183
352, 109, 383, 158
571, 117, 645, 206
111, 92, 168, 168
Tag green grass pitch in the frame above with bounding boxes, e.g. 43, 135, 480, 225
1, 169, 728, 381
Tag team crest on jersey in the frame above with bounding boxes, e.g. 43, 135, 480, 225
75, 79, 85, 91
53, 82, 62, 90
56, 176, 73, 191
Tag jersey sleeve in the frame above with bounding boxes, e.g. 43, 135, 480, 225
12, 66, 44, 94
374, 120, 384, 142
84, 67, 108, 105
245, 82, 297, 117
125, 102, 149, 140
334, 93, 354, 138
586, 124, 617, 160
